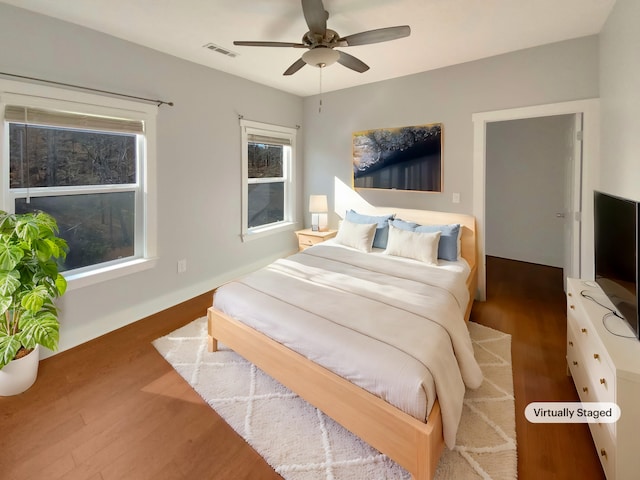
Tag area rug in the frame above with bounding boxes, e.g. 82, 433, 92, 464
153, 318, 516, 479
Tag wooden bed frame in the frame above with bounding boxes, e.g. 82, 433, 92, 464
208, 207, 477, 480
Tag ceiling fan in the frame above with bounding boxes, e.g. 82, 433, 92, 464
233, 0, 411, 76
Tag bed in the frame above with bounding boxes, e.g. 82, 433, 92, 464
207, 207, 481, 480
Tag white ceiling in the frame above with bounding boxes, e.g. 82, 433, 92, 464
2, 0, 616, 97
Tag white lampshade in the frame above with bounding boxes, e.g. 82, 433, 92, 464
302, 48, 340, 68
309, 194, 328, 213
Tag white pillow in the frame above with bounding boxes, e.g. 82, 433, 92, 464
384, 223, 441, 265
334, 219, 377, 252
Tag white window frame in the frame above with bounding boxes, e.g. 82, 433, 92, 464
240, 119, 297, 241
0, 79, 158, 290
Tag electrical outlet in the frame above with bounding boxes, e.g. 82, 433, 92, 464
177, 259, 187, 274
452, 192, 461, 204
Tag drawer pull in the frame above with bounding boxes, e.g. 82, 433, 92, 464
600, 378, 606, 385
568, 341, 574, 347
570, 305, 575, 310
573, 361, 578, 366
581, 328, 587, 334
593, 353, 600, 360
600, 449, 607, 459
568, 292, 573, 297
582, 387, 589, 394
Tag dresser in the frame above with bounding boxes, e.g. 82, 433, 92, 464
566, 278, 640, 479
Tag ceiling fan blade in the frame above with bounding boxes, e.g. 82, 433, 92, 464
283, 58, 307, 76
234, 41, 306, 48
337, 51, 369, 73
340, 25, 411, 47
301, 0, 328, 35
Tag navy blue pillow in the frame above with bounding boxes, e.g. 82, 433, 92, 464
345, 210, 395, 249
390, 219, 461, 261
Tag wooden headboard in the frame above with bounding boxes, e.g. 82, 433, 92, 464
342, 206, 477, 272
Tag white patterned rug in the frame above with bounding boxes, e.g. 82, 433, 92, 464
153, 318, 516, 480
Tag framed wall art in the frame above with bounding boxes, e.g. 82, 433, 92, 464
352, 123, 442, 192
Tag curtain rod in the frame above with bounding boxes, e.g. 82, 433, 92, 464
238, 114, 300, 130
0, 72, 174, 107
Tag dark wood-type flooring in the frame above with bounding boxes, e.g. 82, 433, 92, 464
0, 256, 604, 479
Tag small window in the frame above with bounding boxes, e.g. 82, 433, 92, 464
241, 119, 297, 239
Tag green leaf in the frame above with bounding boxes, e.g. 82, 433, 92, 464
35, 212, 59, 236
0, 211, 16, 234
43, 238, 65, 259
0, 243, 24, 271
15, 215, 40, 243
18, 311, 59, 351
21, 285, 49, 313
0, 270, 20, 297
0, 333, 22, 369
0, 295, 12, 316
52, 237, 69, 259
55, 274, 67, 296
33, 238, 53, 262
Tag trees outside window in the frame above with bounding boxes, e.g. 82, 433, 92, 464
9, 125, 138, 271
1, 84, 157, 287
241, 120, 296, 239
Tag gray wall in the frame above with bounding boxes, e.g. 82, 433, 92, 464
0, 4, 304, 353
599, 0, 640, 202
302, 36, 599, 225
485, 115, 575, 267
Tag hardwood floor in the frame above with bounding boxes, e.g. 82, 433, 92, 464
0, 257, 604, 479
472, 256, 604, 480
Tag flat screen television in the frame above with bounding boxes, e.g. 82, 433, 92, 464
594, 191, 640, 340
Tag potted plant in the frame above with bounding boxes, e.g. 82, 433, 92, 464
0, 210, 68, 395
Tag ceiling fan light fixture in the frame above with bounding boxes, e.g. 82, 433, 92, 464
302, 47, 340, 68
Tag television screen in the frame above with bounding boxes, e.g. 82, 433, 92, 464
594, 191, 639, 338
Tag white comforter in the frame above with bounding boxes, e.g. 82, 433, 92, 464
213, 243, 483, 448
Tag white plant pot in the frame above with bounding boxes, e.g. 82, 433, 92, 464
0, 344, 40, 396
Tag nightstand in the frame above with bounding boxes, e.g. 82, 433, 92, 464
295, 228, 337, 251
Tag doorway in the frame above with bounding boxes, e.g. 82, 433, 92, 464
485, 114, 579, 275
472, 99, 600, 300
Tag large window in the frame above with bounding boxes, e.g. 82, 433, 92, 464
241, 119, 297, 239
1, 82, 157, 288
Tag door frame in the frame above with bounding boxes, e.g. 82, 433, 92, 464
472, 99, 600, 300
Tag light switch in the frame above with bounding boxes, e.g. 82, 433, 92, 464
452, 192, 460, 204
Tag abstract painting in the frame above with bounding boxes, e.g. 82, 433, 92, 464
352, 123, 442, 192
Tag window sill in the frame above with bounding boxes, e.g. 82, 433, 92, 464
64, 257, 158, 291
242, 221, 299, 242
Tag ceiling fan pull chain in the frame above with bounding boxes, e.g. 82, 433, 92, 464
319, 66, 323, 113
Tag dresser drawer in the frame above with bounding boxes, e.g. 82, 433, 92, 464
567, 306, 616, 404
298, 234, 325, 247
567, 327, 595, 401
589, 421, 616, 480
588, 351, 616, 404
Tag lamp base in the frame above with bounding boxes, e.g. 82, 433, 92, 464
311, 213, 328, 232
318, 213, 328, 232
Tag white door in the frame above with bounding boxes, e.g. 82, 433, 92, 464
562, 113, 583, 287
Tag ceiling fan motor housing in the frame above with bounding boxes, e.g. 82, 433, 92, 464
303, 29, 341, 48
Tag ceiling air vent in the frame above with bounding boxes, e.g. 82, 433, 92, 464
203, 43, 238, 58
